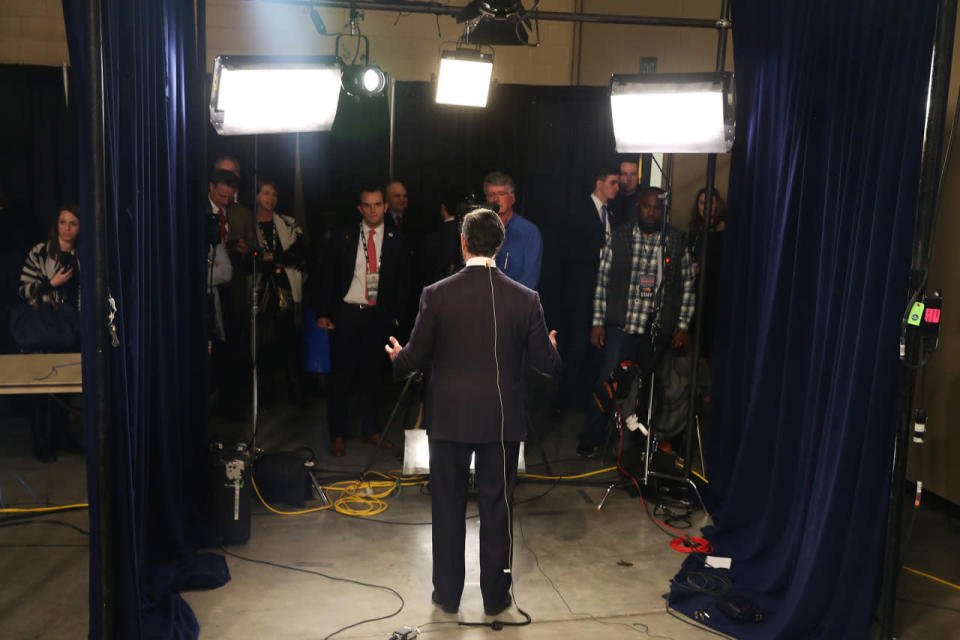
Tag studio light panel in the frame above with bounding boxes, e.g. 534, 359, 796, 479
610, 72, 735, 154
210, 56, 342, 135
436, 53, 494, 108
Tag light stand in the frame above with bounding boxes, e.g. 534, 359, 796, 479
879, 0, 957, 637
641, 181, 710, 515
248, 136, 260, 452
610, 0, 734, 515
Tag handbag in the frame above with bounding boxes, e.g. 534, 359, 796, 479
9, 301, 81, 352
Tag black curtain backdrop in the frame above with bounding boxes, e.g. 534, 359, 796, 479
0, 64, 77, 230
393, 82, 617, 325
63, 0, 230, 638
668, 1, 937, 638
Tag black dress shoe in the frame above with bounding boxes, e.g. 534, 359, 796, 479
484, 594, 512, 616
431, 590, 458, 614
576, 442, 597, 459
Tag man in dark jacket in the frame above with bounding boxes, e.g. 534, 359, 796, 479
555, 168, 619, 409
386, 209, 560, 616
313, 186, 410, 457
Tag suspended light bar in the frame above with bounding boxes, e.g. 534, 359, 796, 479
210, 55, 342, 135
610, 72, 735, 154
436, 49, 494, 108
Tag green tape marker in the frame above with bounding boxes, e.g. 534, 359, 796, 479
908, 302, 924, 327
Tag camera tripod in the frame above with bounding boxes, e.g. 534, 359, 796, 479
596, 361, 709, 516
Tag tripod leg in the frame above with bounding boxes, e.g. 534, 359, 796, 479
695, 413, 708, 478
683, 477, 710, 519
358, 373, 419, 480
525, 413, 554, 477
599, 408, 620, 463
597, 483, 617, 511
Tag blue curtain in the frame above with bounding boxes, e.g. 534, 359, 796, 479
668, 1, 937, 638
62, 1, 230, 637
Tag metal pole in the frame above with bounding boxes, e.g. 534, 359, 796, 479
86, 0, 113, 636
250, 136, 260, 450
388, 77, 396, 181
257, 0, 729, 30
880, 0, 957, 637
682, 0, 730, 482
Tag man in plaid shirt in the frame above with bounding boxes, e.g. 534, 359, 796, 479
577, 187, 696, 457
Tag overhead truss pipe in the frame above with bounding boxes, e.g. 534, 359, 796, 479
254, 0, 730, 30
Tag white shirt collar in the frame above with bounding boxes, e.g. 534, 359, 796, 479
362, 221, 384, 236
465, 256, 496, 268
590, 193, 606, 214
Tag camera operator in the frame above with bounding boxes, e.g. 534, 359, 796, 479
418, 186, 467, 286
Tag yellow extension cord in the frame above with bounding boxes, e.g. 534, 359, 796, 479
0, 503, 89, 514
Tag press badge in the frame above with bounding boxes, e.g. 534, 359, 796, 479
639, 274, 656, 298
365, 272, 379, 302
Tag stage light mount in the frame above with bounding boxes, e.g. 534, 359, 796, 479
333, 16, 388, 97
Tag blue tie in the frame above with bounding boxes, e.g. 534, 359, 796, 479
601, 204, 608, 231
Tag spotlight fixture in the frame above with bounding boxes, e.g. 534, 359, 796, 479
209, 55, 342, 135
435, 48, 494, 108
341, 63, 388, 98
609, 72, 735, 154
457, 0, 533, 45
457, 0, 525, 22
334, 32, 388, 98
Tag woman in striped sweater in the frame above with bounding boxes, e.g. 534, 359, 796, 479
19, 204, 80, 308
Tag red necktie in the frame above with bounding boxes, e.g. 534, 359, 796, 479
217, 207, 227, 242
366, 229, 377, 304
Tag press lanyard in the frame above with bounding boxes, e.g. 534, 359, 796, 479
258, 220, 279, 253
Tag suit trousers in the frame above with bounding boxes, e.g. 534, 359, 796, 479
429, 439, 520, 610
327, 304, 389, 440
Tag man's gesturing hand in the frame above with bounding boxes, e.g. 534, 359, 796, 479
384, 336, 402, 361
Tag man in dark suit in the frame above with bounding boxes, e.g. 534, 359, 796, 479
555, 168, 619, 410
314, 186, 410, 457
385, 209, 560, 616
417, 186, 464, 286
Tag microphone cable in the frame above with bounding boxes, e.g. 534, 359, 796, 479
459, 261, 532, 631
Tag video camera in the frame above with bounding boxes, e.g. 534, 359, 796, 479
455, 192, 498, 218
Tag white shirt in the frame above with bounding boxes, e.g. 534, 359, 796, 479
343, 222, 385, 305
465, 256, 496, 268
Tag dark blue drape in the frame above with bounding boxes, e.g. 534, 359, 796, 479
62, 1, 230, 637
669, 2, 937, 638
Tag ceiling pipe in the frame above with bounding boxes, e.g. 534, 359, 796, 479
250, 0, 730, 30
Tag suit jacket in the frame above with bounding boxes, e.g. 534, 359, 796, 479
561, 197, 607, 316
393, 265, 561, 443
315, 222, 409, 332
418, 219, 462, 286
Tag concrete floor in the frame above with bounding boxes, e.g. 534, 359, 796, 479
1, 393, 958, 639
